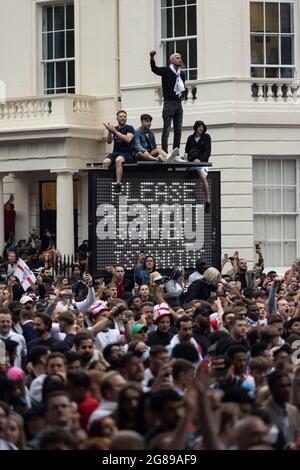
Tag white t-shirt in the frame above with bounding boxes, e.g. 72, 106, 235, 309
0, 331, 27, 368
95, 329, 122, 352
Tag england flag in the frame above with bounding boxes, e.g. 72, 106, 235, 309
14, 258, 36, 291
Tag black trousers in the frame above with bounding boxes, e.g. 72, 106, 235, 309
162, 100, 183, 153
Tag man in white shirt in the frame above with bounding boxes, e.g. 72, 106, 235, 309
0, 308, 27, 368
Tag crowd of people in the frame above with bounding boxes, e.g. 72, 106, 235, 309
1, 235, 300, 451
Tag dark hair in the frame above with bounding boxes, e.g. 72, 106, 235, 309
35, 312, 52, 331
67, 370, 90, 389
150, 388, 182, 413
140, 114, 152, 122
117, 109, 127, 117
172, 359, 194, 380
250, 341, 268, 357
176, 315, 193, 329
103, 343, 121, 362
58, 311, 75, 326
273, 344, 291, 358
39, 429, 77, 450
142, 256, 156, 272
73, 331, 93, 348
226, 344, 248, 361
65, 351, 80, 364
47, 351, 67, 365
172, 343, 199, 363
149, 345, 167, 358
222, 388, 254, 405
43, 376, 66, 403
267, 370, 290, 388
193, 120, 207, 133
120, 352, 140, 369
28, 346, 50, 366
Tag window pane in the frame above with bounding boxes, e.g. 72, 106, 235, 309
68, 61, 75, 87
187, 5, 196, 36
267, 160, 281, 185
45, 62, 54, 90
66, 31, 74, 57
253, 160, 266, 184
267, 241, 282, 266
266, 36, 278, 64
283, 215, 296, 239
43, 6, 53, 32
280, 67, 293, 78
66, 4, 74, 29
43, 33, 53, 60
161, 7, 173, 38
253, 187, 266, 212
189, 69, 197, 80
189, 38, 197, 69
250, 2, 264, 32
283, 160, 296, 185
56, 88, 67, 94
174, 7, 186, 37
266, 215, 281, 239
251, 67, 264, 78
161, 0, 173, 7
266, 2, 279, 33
280, 3, 293, 34
281, 36, 293, 65
166, 41, 175, 63
56, 62, 66, 88
174, 0, 185, 5
55, 32, 65, 59
68, 87, 75, 94
283, 242, 296, 265
266, 67, 279, 77
175, 40, 187, 69
267, 187, 281, 212
251, 35, 264, 64
254, 215, 266, 240
54, 5, 65, 31
283, 188, 296, 212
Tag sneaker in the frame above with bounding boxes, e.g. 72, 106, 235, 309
205, 201, 211, 214
158, 154, 167, 162
166, 148, 179, 162
114, 183, 122, 194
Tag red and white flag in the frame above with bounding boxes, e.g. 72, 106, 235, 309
14, 258, 36, 291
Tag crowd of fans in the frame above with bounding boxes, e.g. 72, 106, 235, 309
1, 233, 300, 451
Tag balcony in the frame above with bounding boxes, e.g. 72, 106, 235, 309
0, 94, 104, 134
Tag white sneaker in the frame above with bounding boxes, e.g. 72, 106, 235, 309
166, 148, 179, 162
158, 154, 167, 162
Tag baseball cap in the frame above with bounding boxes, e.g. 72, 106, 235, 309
130, 323, 148, 335
20, 295, 35, 305
153, 304, 173, 324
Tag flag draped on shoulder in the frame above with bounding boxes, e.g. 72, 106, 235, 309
14, 258, 36, 291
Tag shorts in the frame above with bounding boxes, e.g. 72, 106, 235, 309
106, 152, 136, 164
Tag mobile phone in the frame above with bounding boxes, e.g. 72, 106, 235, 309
255, 243, 261, 250
224, 253, 228, 258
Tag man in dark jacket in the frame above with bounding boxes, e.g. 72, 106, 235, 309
150, 50, 187, 153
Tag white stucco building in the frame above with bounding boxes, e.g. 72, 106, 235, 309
0, 0, 299, 269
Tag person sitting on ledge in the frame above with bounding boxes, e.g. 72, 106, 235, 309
103, 110, 136, 194
134, 114, 179, 163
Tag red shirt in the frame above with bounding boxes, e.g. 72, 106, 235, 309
78, 395, 99, 431
116, 281, 124, 298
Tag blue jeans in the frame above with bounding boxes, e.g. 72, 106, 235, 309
162, 100, 183, 153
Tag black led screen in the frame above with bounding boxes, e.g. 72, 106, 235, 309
88, 164, 221, 275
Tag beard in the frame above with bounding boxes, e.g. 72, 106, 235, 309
34, 329, 45, 337
80, 353, 93, 363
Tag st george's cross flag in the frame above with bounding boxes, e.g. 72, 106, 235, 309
14, 258, 36, 291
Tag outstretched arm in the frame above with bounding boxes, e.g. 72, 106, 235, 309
150, 50, 165, 76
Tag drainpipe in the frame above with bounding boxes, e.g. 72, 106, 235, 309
115, 0, 121, 109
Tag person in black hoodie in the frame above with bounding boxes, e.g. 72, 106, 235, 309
185, 120, 211, 213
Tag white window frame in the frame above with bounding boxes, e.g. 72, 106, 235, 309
41, 1, 75, 95
160, 0, 197, 81
250, 0, 296, 78
253, 156, 299, 267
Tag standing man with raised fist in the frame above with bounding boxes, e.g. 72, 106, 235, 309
149, 50, 186, 155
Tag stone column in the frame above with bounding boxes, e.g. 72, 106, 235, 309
54, 170, 77, 257
14, 176, 30, 243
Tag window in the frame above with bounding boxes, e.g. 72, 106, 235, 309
42, 3, 75, 94
161, 0, 197, 80
253, 158, 297, 266
250, 1, 295, 78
